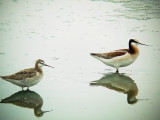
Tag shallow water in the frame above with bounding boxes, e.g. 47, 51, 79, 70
0, 0, 160, 120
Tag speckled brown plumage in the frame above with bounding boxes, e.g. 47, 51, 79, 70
1, 68, 38, 80
0, 59, 53, 89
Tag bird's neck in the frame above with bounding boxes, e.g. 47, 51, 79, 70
129, 43, 139, 54
35, 64, 43, 73
34, 106, 43, 117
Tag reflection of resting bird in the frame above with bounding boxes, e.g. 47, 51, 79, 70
90, 39, 148, 73
90, 73, 138, 104
0, 59, 54, 90
0, 90, 51, 117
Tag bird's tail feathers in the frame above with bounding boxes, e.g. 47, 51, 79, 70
90, 53, 99, 56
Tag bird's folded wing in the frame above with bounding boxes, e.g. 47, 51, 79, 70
94, 50, 128, 59
2, 68, 36, 80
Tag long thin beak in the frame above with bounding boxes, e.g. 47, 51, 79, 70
138, 42, 149, 46
137, 98, 148, 103
42, 110, 53, 113
43, 63, 54, 68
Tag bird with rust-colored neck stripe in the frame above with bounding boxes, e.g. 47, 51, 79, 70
0, 59, 54, 90
90, 39, 148, 73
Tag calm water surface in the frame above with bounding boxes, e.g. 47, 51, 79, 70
0, 0, 160, 120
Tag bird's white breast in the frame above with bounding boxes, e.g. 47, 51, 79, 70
24, 72, 43, 87
94, 52, 138, 69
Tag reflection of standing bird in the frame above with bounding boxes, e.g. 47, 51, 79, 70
0, 90, 51, 117
0, 59, 54, 90
90, 73, 138, 104
90, 39, 148, 73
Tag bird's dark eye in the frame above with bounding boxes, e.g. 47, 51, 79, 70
130, 39, 138, 43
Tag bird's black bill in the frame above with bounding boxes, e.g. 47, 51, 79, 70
139, 42, 149, 46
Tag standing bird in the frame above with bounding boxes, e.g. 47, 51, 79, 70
0, 59, 54, 90
90, 39, 147, 73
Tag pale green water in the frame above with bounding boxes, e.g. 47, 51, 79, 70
0, 0, 160, 120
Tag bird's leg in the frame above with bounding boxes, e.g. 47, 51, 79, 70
27, 87, 30, 91
22, 87, 24, 91
116, 69, 119, 73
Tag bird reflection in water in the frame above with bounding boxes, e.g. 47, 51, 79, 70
0, 90, 52, 117
90, 73, 139, 104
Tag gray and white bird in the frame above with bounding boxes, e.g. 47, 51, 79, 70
90, 39, 147, 72
0, 59, 54, 89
